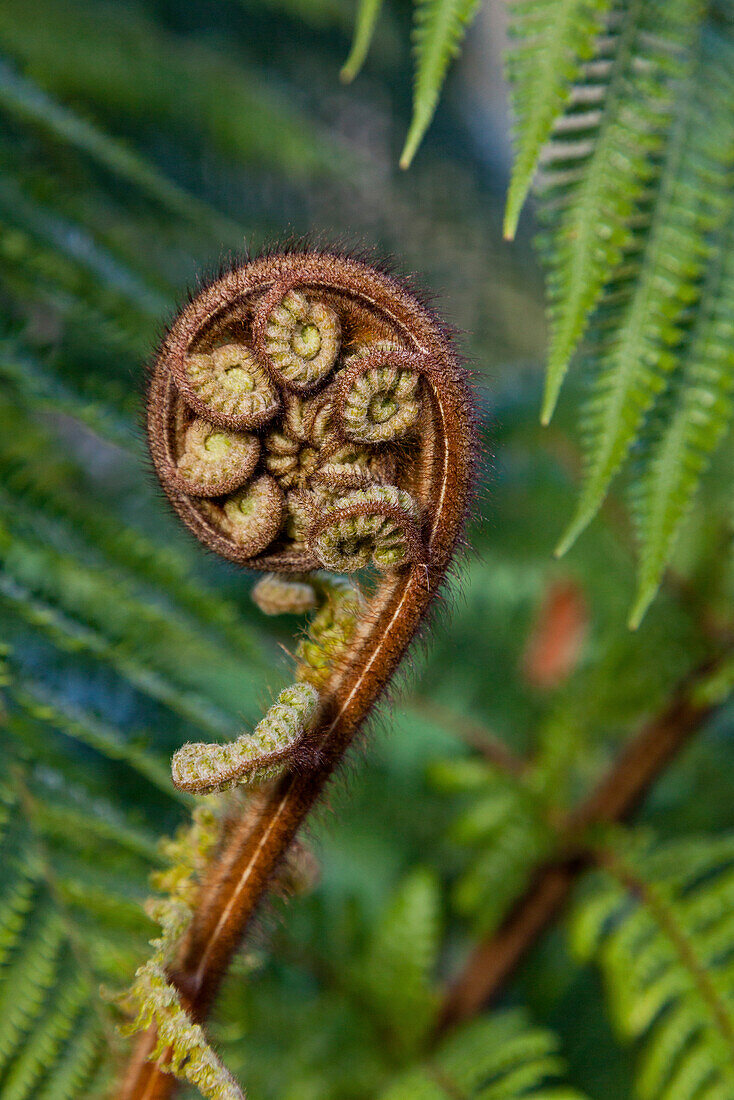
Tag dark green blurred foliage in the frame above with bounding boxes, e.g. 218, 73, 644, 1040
0, 1, 732, 1098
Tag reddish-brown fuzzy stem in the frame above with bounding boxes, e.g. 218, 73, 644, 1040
120, 251, 476, 1099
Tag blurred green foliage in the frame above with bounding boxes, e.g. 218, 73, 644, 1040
0, 1, 732, 1098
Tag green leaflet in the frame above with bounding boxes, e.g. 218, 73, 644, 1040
0, 0, 347, 179
570, 834, 734, 1100
0, 58, 242, 242
354, 869, 441, 1059
400, 0, 483, 169
341, 0, 385, 82
504, 0, 613, 240
628, 204, 734, 627
429, 756, 555, 936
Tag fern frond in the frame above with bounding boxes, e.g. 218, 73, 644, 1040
628, 207, 734, 627
0, 394, 264, 657
378, 1007, 587, 1099
0, 779, 137, 1099
0, 58, 241, 241
0, 516, 266, 735
429, 757, 554, 935
0, 0, 348, 179
400, 0, 482, 169
355, 869, 440, 1059
8, 679, 176, 797
0, 341, 135, 451
0, 172, 167, 318
341, 0, 385, 82
557, 33, 734, 558
504, 0, 612, 240
570, 833, 734, 1100
539, 0, 698, 424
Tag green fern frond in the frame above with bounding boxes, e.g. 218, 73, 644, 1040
504, 0, 612, 240
0, 779, 141, 1099
628, 206, 734, 627
570, 833, 734, 1100
8, 679, 176, 797
0, 393, 263, 656
0, 507, 269, 734
378, 1007, 588, 1099
341, 0, 385, 82
0, 58, 241, 241
538, 0, 698, 425
400, 0, 482, 169
0, 342, 135, 451
0, 0, 348, 179
556, 32, 734, 558
355, 869, 440, 1058
429, 758, 554, 935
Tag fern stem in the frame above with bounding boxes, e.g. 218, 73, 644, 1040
437, 645, 732, 1032
117, 250, 477, 1099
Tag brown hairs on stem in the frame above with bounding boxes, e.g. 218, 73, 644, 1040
120, 248, 478, 1099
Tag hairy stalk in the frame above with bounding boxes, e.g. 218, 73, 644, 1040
119, 250, 477, 1099
438, 648, 732, 1032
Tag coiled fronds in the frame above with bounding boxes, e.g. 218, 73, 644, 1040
147, 251, 446, 575
125, 248, 477, 1099
176, 344, 280, 429
255, 286, 341, 391
339, 343, 422, 442
309, 485, 423, 573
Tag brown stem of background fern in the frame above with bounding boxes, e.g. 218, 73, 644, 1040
437, 648, 731, 1033
118, 263, 477, 1099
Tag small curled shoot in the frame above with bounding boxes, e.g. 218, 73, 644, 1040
339, 343, 422, 443
308, 485, 423, 573
171, 682, 320, 794
295, 574, 364, 690
251, 573, 318, 616
178, 344, 280, 430
165, 415, 260, 498
219, 474, 285, 555
256, 287, 341, 391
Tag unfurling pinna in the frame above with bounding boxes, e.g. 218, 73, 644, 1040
119, 248, 477, 1100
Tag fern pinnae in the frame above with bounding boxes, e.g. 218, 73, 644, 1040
628, 94, 734, 625
555, 40, 716, 557
378, 1007, 588, 1099
400, 0, 483, 170
540, 0, 698, 426
341, 0, 385, 82
504, 0, 613, 241
0, 58, 240, 242
570, 835, 734, 1100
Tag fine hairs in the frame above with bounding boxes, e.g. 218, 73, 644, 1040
120, 247, 478, 1100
